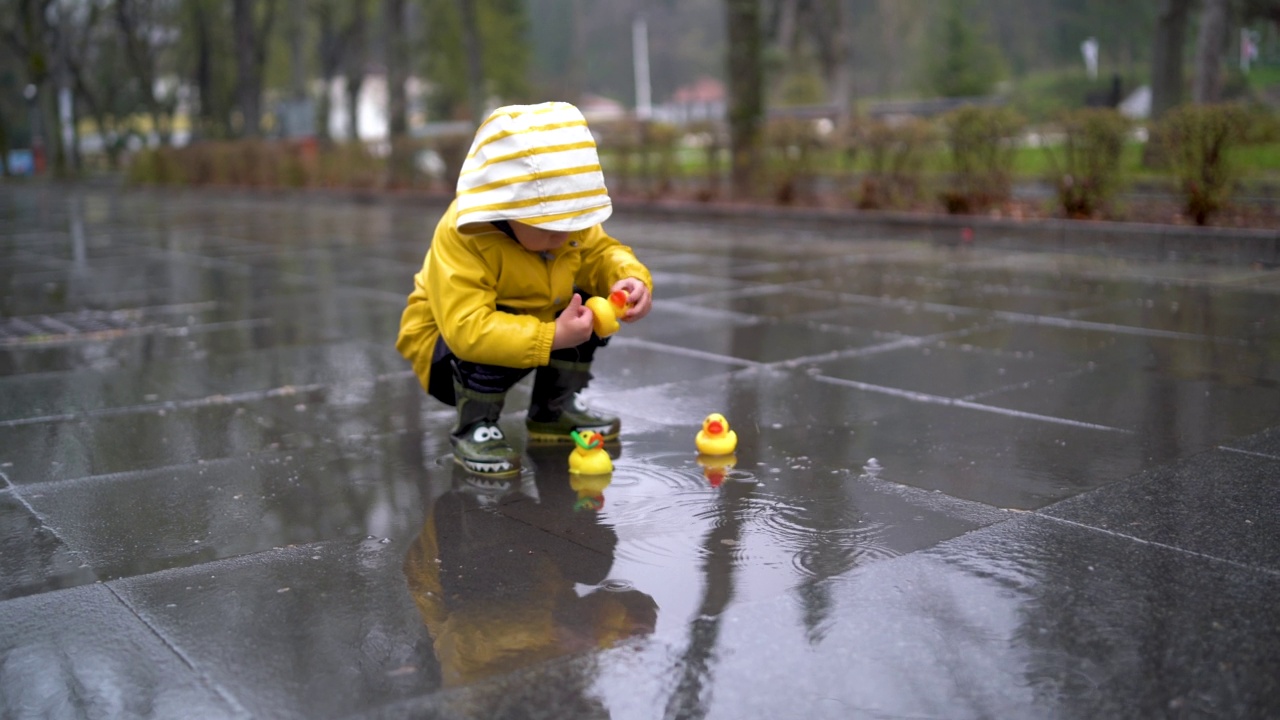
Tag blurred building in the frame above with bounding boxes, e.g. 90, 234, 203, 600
652, 76, 725, 125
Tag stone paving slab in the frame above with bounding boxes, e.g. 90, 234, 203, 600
1043, 444, 1280, 573
0, 396, 314, 485
362, 512, 1280, 720
0, 491, 98, 600
0, 583, 244, 718
3, 187, 1280, 718
1224, 425, 1280, 459
110, 540, 430, 720
595, 367, 1159, 509
23, 431, 425, 582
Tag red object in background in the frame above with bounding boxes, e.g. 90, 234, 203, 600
296, 136, 318, 163
32, 143, 45, 174
961, 227, 974, 243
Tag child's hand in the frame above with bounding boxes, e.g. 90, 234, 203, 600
612, 278, 651, 322
552, 294, 596, 350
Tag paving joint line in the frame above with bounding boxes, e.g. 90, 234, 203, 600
813, 374, 1131, 433
0, 470, 99, 581
0, 370, 418, 428
1037, 513, 1280, 579
773, 325, 992, 367
960, 366, 1099, 403
100, 583, 251, 716
609, 336, 762, 368
854, 472, 1015, 526
993, 311, 1240, 344
1219, 446, 1280, 462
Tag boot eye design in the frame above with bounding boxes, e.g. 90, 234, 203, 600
473, 426, 504, 442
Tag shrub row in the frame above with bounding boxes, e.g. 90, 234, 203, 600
126, 137, 470, 193
128, 104, 1276, 226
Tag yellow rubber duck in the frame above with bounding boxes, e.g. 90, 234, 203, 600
695, 413, 738, 456
568, 430, 613, 475
585, 290, 629, 338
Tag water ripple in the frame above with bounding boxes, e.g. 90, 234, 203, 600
602, 454, 898, 578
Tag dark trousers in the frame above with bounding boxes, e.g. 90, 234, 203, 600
427, 292, 610, 406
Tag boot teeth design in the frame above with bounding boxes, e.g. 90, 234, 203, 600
464, 459, 514, 473
465, 476, 512, 490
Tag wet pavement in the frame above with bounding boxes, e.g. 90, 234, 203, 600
2, 184, 1279, 719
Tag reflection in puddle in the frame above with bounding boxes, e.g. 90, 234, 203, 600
403, 454, 658, 692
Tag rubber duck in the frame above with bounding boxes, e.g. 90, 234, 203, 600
696, 453, 737, 488
585, 290, 629, 338
568, 430, 613, 475
695, 413, 738, 456
570, 472, 612, 511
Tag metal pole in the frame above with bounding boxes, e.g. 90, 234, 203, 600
633, 15, 652, 120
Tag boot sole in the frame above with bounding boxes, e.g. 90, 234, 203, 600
526, 427, 620, 443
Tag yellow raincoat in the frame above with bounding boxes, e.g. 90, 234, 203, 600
397, 199, 652, 394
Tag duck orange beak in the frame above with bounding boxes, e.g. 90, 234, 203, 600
708, 421, 723, 435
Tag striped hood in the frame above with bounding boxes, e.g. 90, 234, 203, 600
455, 102, 612, 233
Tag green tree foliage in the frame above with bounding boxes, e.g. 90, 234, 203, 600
420, 0, 529, 120
925, 0, 1006, 98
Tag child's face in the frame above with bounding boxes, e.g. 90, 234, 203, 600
509, 220, 570, 253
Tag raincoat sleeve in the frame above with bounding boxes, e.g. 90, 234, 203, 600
426, 231, 556, 368
574, 224, 652, 298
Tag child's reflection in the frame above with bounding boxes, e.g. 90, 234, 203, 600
403, 446, 657, 689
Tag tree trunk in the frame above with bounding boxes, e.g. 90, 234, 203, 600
233, 0, 277, 137
384, 0, 411, 186
13, 0, 68, 176
345, 76, 364, 141
289, 0, 307, 102
456, 0, 486, 123
773, 0, 799, 51
193, 5, 215, 139
116, 0, 170, 145
0, 110, 10, 176
568, 0, 585, 102
37, 82, 66, 175
1193, 0, 1228, 104
55, 1, 82, 172
342, 2, 368, 142
384, 0, 408, 138
1150, 0, 1193, 119
726, 0, 764, 199
817, 0, 851, 123
315, 3, 339, 142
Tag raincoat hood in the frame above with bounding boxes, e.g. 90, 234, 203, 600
455, 102, 613, 234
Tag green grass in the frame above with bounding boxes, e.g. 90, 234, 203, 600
1244, 65, 1280, 93
603, 138, 1280, 187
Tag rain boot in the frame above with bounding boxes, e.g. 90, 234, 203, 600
526, 359, 620, 442
451, 378, 520, 476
